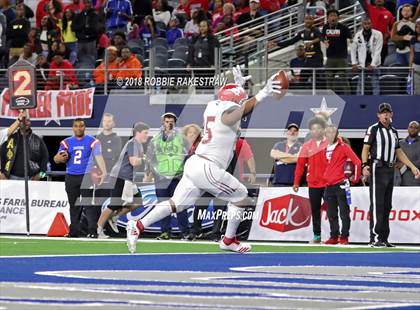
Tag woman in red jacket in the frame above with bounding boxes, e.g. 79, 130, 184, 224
323, 125, 361, 245
294, 118, 328, 243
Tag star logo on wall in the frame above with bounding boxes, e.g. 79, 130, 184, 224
310, 97, 337, 124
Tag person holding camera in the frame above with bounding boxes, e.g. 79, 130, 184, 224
0, 111, 49, 181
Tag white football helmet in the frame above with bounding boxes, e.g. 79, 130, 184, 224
218, 83, 248, 105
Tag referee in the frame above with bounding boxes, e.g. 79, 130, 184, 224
362, 103, 420, 247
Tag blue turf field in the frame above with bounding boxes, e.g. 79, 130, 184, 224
1, 252, 420, 309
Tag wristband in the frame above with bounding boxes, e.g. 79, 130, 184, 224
362, 163, 369, 169
255, 91, 266, 103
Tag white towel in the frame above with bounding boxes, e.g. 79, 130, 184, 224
121, 180, 139, 205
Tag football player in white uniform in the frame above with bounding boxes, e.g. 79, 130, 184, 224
127, 67, 283, 253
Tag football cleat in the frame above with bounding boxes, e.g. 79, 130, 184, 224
219, 236, 251, 253
126, 220, 140, 254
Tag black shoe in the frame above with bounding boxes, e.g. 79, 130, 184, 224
384, 241, 396, 248
156, 232, 170, 240
370, 241, 386, 248
186, 233, 197, 241
87, 233, 98, 238
180, 234, 190, 241
66, 232, 80, 238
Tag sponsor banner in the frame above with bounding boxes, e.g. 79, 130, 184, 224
0, 181, 214, 235
249, 187, 420, 243
0, 88, 95, 124
0, 180, 70, 234
111, 184, 214, 233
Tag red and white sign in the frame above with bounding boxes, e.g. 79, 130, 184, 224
0, 88, 95, 123
249, 187, 420, 244
259, 194, 313, 232
0, 180, 70, 234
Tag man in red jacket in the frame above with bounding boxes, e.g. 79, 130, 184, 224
358, 0, 394, 64
323, 125, 361, 245
294, 118, 328, 243
45, 52, 79, 90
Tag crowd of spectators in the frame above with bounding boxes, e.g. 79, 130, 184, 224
271, 1, 420, 95
0, 0, 420, 94
0, 0, 294, 91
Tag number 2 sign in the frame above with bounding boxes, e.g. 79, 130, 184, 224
8, 60, 37, 110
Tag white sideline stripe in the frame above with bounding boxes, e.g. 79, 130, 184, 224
1, 235, 419, 250
0, 235, 420, 249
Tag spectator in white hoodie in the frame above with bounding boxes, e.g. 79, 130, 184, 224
351, 17, 383, 95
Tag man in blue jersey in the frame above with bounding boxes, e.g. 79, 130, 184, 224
54, 118, 107, 237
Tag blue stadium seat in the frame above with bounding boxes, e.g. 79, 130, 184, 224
155, 54, 168, 68
153, 45, 168, 57
152, 37, 169, 48
75, 62, 95, 88
172, 46, 189, 62
129, 46, 144, 55
173, 37, 189, 48
379, 75, 405, 95
168, 58, 186, 68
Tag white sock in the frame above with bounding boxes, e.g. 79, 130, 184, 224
224, 204, 245, 239
141, 201, 172, 228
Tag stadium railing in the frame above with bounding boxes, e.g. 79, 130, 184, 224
214, 2, 365, 67
0, 66, 413, 96
252, 3, 366, 69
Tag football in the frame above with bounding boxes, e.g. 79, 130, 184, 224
344, 160, 355, 178
273, 70, 289, 99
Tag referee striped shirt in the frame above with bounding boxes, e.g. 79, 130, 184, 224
364, 122, 400, 164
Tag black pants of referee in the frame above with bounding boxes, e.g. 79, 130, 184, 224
369, 163, 394, 243
309, 187, 325, 237
325, 184, 351, 238
65, 174, 94, 237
